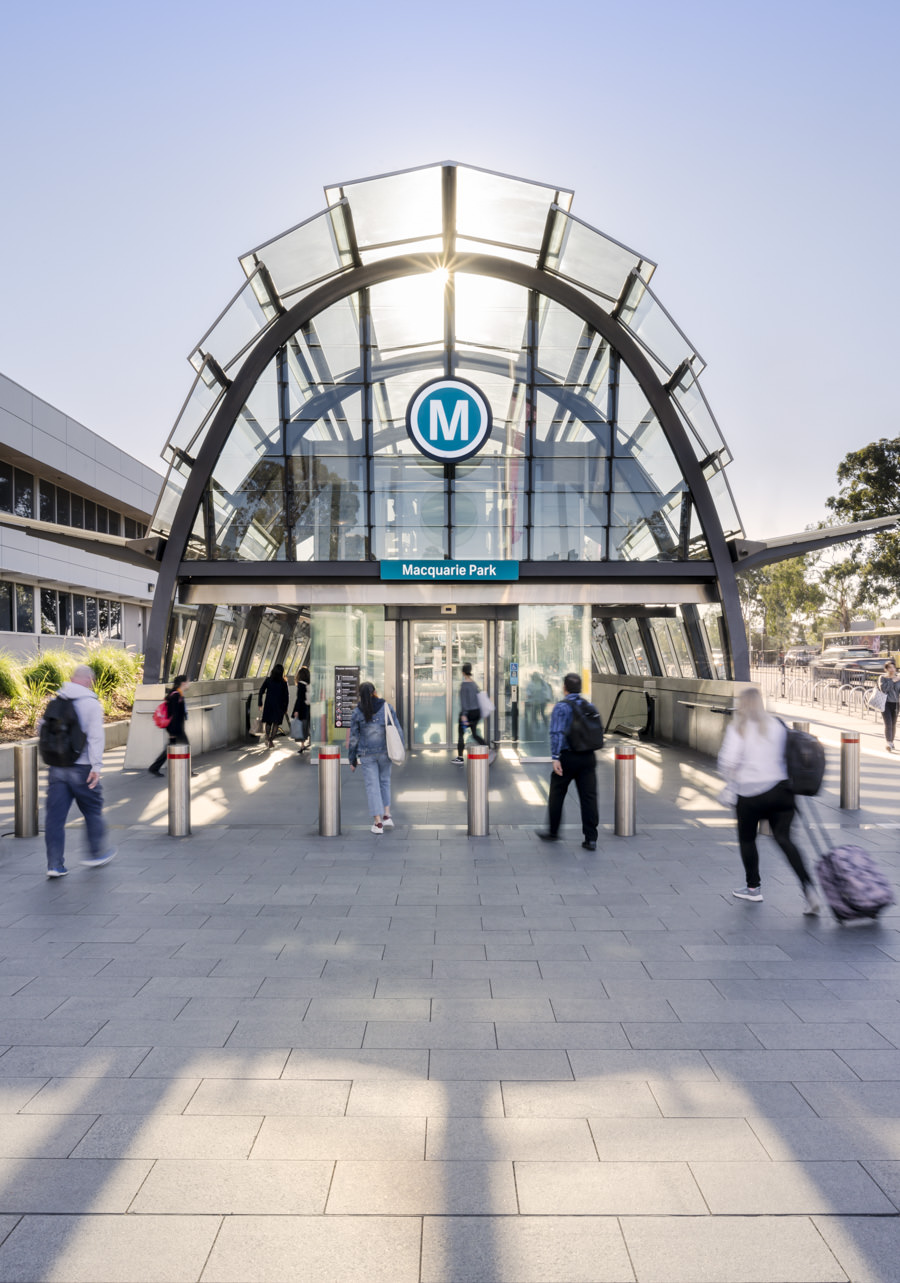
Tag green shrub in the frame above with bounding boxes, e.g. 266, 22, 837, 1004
82, 642, 142, 703
0, 652, 23, 700
13, 674, 52, 729
22, 650, 76, 690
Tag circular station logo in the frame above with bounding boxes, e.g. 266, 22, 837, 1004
405, 377, 492, 464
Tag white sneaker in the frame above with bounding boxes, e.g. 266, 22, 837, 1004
732, 886, 763, 902
802, 884, 821, 915
381, 817, 394, 828
371, 822, 383, 834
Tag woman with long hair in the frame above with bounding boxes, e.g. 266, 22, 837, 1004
348, 681, 404, 833
877, 659, 900, 750
718, 686, 819, 913
257, 663, 289, 749
148, 674, 190, 776
291, 666, 311, 754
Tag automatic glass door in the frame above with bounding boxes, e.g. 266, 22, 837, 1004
411, 620, 486, 747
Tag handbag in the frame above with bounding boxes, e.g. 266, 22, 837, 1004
476, 690, 495, 718
384, 704, 406, 765
289, 716, 308, 741
867, 686, 888, 711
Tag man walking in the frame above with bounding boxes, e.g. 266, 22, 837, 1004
43, 664, 116, 877
452, 662, 487, 763
536, 672, 599, 850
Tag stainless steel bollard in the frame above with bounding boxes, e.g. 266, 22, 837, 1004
167, 745, 192, 837
467, 747, 490, 837
614, 747, 636, 837
840, 731, 860, 810
318, 746, 341, 836
14, 741, 39, 838
792, 721, 810, 733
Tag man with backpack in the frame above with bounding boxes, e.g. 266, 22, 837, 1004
40, 664, 116, 878
536, 672, 602, 850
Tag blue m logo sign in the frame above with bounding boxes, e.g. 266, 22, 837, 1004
406, 378, 492, 463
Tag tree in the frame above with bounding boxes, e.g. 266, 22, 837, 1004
827, 438, 900, 606
737, 557, 824, 658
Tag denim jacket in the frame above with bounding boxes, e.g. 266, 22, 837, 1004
348, 700, 403, 765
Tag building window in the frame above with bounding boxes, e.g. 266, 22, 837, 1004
56, 488, 71, 525
13, 472, 34, 520
108, 601, 122, 639
72, 595, 86, 635
71, 494, 84, 528
15, 584, 34, 633
84, 500, 96, 532
0, 463, 12, 513
86, 597, 99, 637
0, 581, 11, 631
96, 505, 108, 534
40, 588, 58, 635
59, 593, 72, 636
123, 516, 139, 539
39, 481, 56, 523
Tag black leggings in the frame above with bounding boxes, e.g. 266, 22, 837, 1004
457, 711, 486, 756
736, 781, 811, 889
882, 703, 898, 744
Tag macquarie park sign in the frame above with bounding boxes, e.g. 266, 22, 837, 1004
381, 560, 519, 581
405, 377, 492, 463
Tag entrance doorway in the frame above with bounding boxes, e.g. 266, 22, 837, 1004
411, 620, 486, 747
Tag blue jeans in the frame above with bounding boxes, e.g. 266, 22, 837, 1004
45, 764, 108, 871
360, 753, 392, 817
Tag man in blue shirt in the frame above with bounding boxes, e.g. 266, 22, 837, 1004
535, 673, 599, 850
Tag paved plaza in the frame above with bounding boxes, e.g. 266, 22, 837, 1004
0, 711, 897, 1282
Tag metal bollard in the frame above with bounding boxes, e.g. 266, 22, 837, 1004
167, 745, 192, 837
614, 746, 636, 837
792, 721, 810, 733
318, 746, 341, 836
840, 731, 860, 811
14, 741, 39, 838
466, 747, 490, 836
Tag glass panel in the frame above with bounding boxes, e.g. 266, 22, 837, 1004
108, 601, 121, 640
624, 618, 651, 675
212, 357, 281, 494
611, 619, 642, 675
286, 389, 363, 455
39, 481, 55, 523
202, 621, 229, 679
0, 582, 11, 632
412, 621, 448, 746
590, 618, 618, 675
650, 617, 682, 677
699, 604, 728, 678
359, 236, 444, 265
15, 584, 34, 633
123, 516, 138, 539
308, 605, 385, 746
98, 600, 109, 636
531, 524, 606, 562
667, 618, 696, 676
369, 276, 444, 352
670, 366, 731, 464
40, 588, 57, 635
451, 456, 526, 560
71, 494, 84, 529
190, 276, 274, 374
0, 463, 11, 513
517, 605, 590, 756
372, 457, 447, 560
706, 468, 743, 538
13, 471, 33, 519
59, 593, 72, 636
84, 500, 96, 532
212, 458, 287, 562
618, 276, 703, 376
108, 510, 121, 536
545, 209, 652, 304
328, 166, 442, 248
86, 597, 98, 637
454, 275, 528, 354
456, 165, 560, 252
56, 489, 71, 526
292, 455, 367, 561
96, 504, 108, 534
165, 362, 227, 463
240, 206, 346, 301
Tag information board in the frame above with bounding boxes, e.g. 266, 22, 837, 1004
334, 666, 360, 729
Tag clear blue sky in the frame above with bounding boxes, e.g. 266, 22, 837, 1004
1, 0, 897, 538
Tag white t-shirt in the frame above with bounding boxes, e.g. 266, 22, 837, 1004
718, 716, 788, 798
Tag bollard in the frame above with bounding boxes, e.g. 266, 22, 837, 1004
792, 721, 810, 734
14, 741, 39, 838
840, 731, 860, 811
318, 746, 341, 836
167, 745, 192, 837
466, 747, 490, 837
614, 746, 636, 837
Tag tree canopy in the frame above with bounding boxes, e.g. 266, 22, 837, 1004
827, 437, 900, 603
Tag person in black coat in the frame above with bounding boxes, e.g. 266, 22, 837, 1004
291, 666, 310, 754
148, 674, 190, 776
258, 663, 289, 748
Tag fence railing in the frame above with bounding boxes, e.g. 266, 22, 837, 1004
750, 664, 880, 722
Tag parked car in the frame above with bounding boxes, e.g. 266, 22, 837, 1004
815, 646, 877, 670
785, 646, 819, 666
844, 656, 890, 675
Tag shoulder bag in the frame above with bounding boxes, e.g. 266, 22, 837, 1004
384, 704, 406, 765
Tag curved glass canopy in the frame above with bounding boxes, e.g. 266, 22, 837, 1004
151, 161, 742, 565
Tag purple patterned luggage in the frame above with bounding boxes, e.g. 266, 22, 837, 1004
816, 845, 895, 923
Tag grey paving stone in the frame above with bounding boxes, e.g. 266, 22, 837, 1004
23, 1076, 200, 1115
426, 1117, 596, 1161
327, 1158, 518, 1214
750, 1117, 900, 1161
836, 1049, 900, 1078
346, 1080, 504, 1117
0, 1213, 220, 1283
0, 1047, 149, 1078
589, 1117, 768, 1161
283, 1049, 429, 1079
0, 1158, 152, 1213
87, 1017, 237, 1047
550, 998, 678, 1023
0, 1079, 48, 1112
812, 1214, 900, 1283
623, 1022, 761, 1050
860, 1160, 900, 1209
501, 1080, 661, 1118
649, 1081, 817, 1118
251, 1115, 425, 1160
0, 1113, 97, 1157
304, 998, 431, 1020
132, 1048, 289, 1078
515, 1160, 705, 1214
362, 1020, 498, 1049
666, 999, 802, 1023
496, 1022, 629, 1050
702, 1049, 862, 1080
691, 1159, 897, 1213
420, 1215, 633, 1283
71, 1114, 261, 1159
431, 997, 556, 1021
131, 1157, 333, 1213
568, 1050, 717, 1081
185, 1078, 350, 1116
747, 1022, 894, 1049
796, 1081, 900, 1116
201, 1215, 421, 1283
621, 1215, 846, 1283
428, 1050, 572, 1080
227, 1019, 366, 1048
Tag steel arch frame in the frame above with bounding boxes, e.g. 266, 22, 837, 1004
145, 252, 749, 681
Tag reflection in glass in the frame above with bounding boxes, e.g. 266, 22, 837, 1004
15, 584, 33, 633
0, 582, 11, 632
40, 589, 57, 635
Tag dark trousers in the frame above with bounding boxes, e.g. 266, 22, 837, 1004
547, 748, 599, 842
45, 764, 108, 871
150, 731, 189, 774
457, 711, 486, 756
735, 781, 811, 889
882, 703, 898, 744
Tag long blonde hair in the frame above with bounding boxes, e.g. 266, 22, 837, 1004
733, 686, 773, 738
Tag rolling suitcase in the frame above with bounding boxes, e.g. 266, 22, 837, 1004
799, 798, 895, 924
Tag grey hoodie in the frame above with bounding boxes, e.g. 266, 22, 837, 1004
56, 680, 105, 773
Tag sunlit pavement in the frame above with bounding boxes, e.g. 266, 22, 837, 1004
0, 724, 896, 1281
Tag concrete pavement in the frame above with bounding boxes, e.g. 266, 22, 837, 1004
0, 723, 896, 1281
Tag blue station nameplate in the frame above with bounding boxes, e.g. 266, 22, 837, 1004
381, 559, 519, 582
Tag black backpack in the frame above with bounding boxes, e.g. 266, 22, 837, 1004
782, 723, 826, 795
566, 697, 605, 752
39, 695, 87, 767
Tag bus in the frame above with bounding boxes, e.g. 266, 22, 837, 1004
821, 623, 900, 663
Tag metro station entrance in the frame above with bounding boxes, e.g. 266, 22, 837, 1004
409, 619, 488, 748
